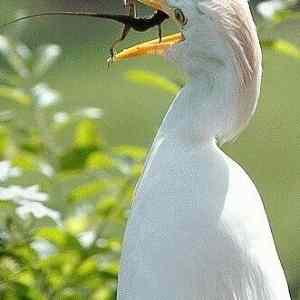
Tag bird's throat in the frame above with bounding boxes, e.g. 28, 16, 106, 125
158, 67, 245, 146
158, 75, 217, 145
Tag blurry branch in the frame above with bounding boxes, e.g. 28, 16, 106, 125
125, 69, 181, 95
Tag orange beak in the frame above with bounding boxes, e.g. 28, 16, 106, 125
109, 0, 184, 62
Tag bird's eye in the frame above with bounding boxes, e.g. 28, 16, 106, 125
174, 8, 187, 25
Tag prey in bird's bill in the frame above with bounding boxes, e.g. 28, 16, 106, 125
110, 0, 137, 58
109, 0, 169, 63
0, 1, 169, 65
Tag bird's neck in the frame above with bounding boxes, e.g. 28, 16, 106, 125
159, 66, 242, 146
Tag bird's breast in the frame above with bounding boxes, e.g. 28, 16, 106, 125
134, 138, 228, 222
119, 139, 232, 299
118, 138, 290, 300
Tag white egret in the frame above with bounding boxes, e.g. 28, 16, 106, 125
113, 0, 292, 299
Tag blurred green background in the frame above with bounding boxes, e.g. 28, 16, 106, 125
0, 0, 299, 299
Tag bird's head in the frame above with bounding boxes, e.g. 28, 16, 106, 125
116, 0, 261, 86
115, 0, 262, 143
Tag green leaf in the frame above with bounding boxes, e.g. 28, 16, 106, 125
38, 251, 81, 277
97, 239, 121, 253
35, 227, 82, 250
96, 197, 116, 217
65, 215, 90, 234
77, 257, 98, 276
262, 39, 300, 59
92, 288, 115, 300
69, 179, 115, 203
59, 148, 96, 171
12, 245, 38, 263
113, 145, 146, 161
86, 152, 114, 170
74, 120, 101, 148
125, 69, 180, 94
99, 261, 119, 278
14, 270, 35, 287
0, 85, 31, 104
13, 151, 39, 171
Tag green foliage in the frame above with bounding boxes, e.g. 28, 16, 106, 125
0, 33, 144, 300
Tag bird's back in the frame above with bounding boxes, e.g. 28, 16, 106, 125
117, 136, 291, 300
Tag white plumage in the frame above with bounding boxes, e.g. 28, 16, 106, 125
116, 0, 292, 299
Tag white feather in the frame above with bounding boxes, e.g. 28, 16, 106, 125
117, 1, 291, 299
